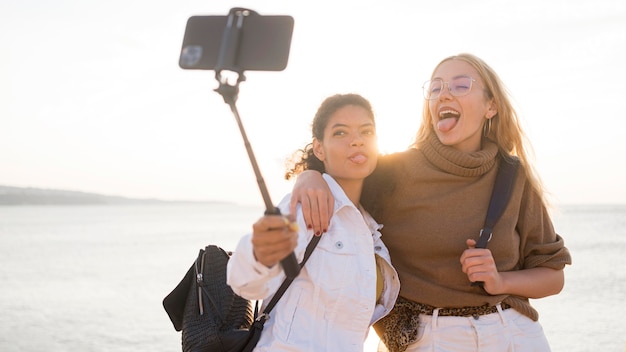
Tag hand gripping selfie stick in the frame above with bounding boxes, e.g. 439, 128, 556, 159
214, 77, 300, 280
180, 8, 299, 279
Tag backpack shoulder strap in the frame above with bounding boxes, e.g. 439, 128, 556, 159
475, 154, 520, 249
471, 154, 520, 288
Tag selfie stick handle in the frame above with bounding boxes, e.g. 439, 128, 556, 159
213, 8, 300, 279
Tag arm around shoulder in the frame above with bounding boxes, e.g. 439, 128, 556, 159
289, 170, 333, 235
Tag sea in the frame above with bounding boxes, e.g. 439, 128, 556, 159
0, 203, 624, 352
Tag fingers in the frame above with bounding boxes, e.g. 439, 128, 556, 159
284, 213, 299, 231
252, 215, 289, 232
252, 215, 298, 267
307, 189, 330, 236
322, 190, 334, 235
291, 189, 330, 236
460, 239, 480, 269
460, 244, 496, 283
290, 170, 334, 235
460, 239, 505, 293
290, 188, 316, 233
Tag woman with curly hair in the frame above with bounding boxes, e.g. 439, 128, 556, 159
227, 93, 400, 351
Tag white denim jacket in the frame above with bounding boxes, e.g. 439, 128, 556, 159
227, 174, 400, 352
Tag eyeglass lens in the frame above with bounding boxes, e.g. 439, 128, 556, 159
424, 77, 473, 99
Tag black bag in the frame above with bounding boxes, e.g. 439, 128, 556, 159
164, 237, 321, 352
163, 245, 257, 352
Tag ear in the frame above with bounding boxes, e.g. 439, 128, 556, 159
486, 99, 497, 119
313, 138, 325, 161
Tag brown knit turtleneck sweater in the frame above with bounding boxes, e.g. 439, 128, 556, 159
363, 134, 571, 321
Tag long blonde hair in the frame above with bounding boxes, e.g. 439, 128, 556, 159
413, 53, 547, 206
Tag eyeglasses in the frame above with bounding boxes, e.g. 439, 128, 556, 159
422, 76, 476, 100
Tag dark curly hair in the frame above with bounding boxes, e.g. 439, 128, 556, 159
285, 93, 375, 180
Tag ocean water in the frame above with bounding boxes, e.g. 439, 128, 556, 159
0, 203, 624, 352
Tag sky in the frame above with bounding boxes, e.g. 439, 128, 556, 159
1, 0, 625, 207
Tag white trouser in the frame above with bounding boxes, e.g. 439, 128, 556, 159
379, 305, 551, 352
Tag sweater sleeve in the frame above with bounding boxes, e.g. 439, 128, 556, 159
516, 181, 572, 270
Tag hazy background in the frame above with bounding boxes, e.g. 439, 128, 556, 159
2, 0, 625, 207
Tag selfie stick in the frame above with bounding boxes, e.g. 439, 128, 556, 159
213, 8, 300, 279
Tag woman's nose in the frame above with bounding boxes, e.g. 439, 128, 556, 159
438, 82, 453, 100
351, 134, 365, 146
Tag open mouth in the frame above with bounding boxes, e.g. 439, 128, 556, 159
437, 109, 460, 132
439, 109, 460, 120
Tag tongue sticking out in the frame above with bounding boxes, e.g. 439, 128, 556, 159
350, 154, 367, 164
437, 117, 458, 132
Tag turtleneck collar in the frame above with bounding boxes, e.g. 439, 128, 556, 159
418, 133, 499, 177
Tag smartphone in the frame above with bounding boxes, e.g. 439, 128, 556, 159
179, 11, 294, 71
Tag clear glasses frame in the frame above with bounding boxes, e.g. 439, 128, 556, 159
422, 76, 476, 100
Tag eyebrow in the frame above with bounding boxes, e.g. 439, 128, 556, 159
431, 74, 472, 80
329, 122, 375, 129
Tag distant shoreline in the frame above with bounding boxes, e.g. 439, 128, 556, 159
0, 185, 224, 206
1, 185, 623, 208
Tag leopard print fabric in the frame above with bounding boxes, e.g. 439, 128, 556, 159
374, 296, 420, 352
374, 296, 512, 352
